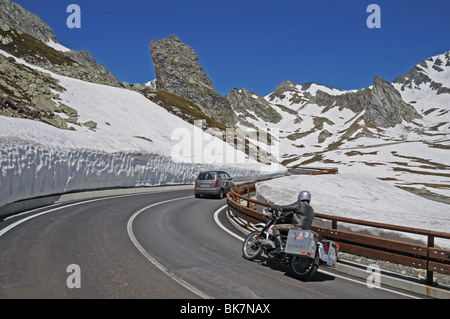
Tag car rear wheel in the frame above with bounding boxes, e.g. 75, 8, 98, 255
217, 188, 224, 199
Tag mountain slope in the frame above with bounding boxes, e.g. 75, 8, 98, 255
0, 49, 283, 208
150, 35, 237, 126
0, 2, 284, 209
0, 0, 120, 86
231, 52, 450, 201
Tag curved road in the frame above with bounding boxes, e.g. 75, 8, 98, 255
0, 188, 421, 299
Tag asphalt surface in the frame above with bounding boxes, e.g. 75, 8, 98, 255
0, 188, 422, 299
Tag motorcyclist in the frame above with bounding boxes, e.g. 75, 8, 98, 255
270, 190, 315, 252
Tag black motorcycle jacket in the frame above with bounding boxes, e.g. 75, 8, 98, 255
273, 201, 315, 230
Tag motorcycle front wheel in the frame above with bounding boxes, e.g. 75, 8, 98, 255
242, 231, 263, 260
290, 256, 318, 279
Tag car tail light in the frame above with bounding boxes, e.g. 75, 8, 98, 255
215, 179, 219, 188
195, 180, 197, 188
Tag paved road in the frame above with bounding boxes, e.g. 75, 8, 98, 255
0, 188, 421, 299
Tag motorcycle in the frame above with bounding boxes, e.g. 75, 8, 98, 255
242, 207, 340, 280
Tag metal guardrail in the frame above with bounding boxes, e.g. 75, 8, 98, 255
226, 168, 450, 286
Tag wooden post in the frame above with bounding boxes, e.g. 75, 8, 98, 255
247, 183, 251, 208
426, 234, 435, 285
332, 217, 338, 230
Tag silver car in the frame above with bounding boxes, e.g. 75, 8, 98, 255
194, 171, 234, 199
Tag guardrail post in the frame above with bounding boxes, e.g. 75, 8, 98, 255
426, 234, 435, 285
237, 185, 241, 204
247, 183, 251, 208
332, 218, 338, 230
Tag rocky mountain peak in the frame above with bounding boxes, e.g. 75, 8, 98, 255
309, 76, 420, 128
150, 35, 236, 126
0, 0, 120, 87
0, 0, 57, 43
150, 34, 215, 93
393, 51, 450, 95
226, 88, 282, 124
365, 76, 421, 127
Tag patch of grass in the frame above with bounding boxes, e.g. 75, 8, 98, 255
298, 154, 323, 166
0, 28, 75, 66
396, 186, 450, 204
274, 103, 298, 115
281, 156, 300, 167
286, 130, 313, 141
364, 162, 385, 167
426, 143, 450, 150
142, 89, 227, 131
345, 150, 378, 156
423, 107, 439, 116
313, 117, 334, 130
326, 140, 343, 151
391, 153, 449, 170
134, 136, 153, 143
392, 167, 450, 178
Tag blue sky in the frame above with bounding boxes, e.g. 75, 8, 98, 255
14, 0, 450, 96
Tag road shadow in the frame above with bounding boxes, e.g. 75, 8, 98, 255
194, 193, 229, 200
253, 256, 336, 283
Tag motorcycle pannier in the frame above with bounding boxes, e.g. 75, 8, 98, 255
319, 240, 339, 267
285, 229, 318, 256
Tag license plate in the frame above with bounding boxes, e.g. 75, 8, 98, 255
200, 183, 210, 187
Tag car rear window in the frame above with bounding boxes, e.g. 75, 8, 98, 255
198, 172, 216, 180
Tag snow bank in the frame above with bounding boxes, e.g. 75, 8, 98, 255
0, 139, 277, 208
256, 174, 450, 249
0, 113, 284, 209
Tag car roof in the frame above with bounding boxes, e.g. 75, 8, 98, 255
198, 170, 227, 174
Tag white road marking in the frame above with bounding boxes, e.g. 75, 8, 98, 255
0, 189, 185, 237
1, 192, 422, 299
0, 195, 133, 238
213, 205, 422, 299
1, 192, 211, 299
127, 196, 212, 300
213, 205, 245, 241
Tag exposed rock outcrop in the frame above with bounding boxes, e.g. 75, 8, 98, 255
226, 88, 282, 124
0, 53, 80, 129
0, 0, 120, 87
65, 50, 120, 85
394, 51, 450, 95
312, 76, 421, 128
150, 35, 237, 126
0, 26, 121, 87
0, 0, 56, 43
366, 76, 421, 127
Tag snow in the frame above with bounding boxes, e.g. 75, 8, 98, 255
0, 51, 285, 208
250, 57, 450, 247
299, 83, 349, 96
144, 79, 157, 89
246, 50, 450, 201
256, 173, 450, 249
45, 40, 71, 53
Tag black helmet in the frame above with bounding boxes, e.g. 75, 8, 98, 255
298, 190, 311, 202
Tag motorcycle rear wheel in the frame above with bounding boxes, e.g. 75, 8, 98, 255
242, 231, 263, 260
290, 256, 318, 279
